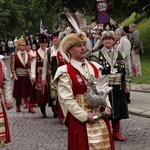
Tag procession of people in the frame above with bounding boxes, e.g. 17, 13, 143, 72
0, 6, 145, 149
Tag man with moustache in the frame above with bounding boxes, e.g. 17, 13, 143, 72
54, 31, 115, 150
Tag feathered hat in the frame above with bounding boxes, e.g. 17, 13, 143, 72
60, 8, 80, 33
59, 8, 92, 54
60, 31, 87, 53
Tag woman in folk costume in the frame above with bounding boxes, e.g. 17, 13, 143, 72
10, 38, 33, 113
0, 55, 13, 147
30, 34, 49, 118
54, 32, 115, 150
89, 31, 129, 141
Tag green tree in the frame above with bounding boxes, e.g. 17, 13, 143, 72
0, 0, 149, 38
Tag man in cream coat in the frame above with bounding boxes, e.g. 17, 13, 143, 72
53, 32, 114, 150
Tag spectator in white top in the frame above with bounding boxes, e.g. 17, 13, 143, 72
115, 27, 132, 103
8, 38, 14, 56
14, 37, 18, 51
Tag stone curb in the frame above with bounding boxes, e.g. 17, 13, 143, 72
128, 107, 150, 119
131, 89, 150, 93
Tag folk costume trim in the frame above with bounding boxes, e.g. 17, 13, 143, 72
57, 50, 69, 66
35, 51, 44, 94
11, 52, 31, 76
101, 47, 118, 74
0, 62, 6, 147
0, 101, 6, 147
16, 51, 29, 66
67, 62, 111, 150
37, 48, 44, 60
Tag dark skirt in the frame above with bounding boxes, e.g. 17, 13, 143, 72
109, 85, 129, 120
13, 76, 32, 98
30, 83, 48, 105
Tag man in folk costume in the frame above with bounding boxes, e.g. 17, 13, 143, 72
53, 31, 115, 150
10, 38, 34, 113
30, 34, 49, 118
0, 55, 13, 147
25, 40, 37, 110
89, 31, 129, 141
42, 31, 70, 120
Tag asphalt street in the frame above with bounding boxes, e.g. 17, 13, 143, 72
129, 91, 150, 118
2, 104, 150, 150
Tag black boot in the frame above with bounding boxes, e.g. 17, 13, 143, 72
39, 105, 47, 118
52, 105, 58, 118
126, 92, 131, 104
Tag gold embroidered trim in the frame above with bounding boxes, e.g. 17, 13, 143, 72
16, 68, 28, 76
75, 94, 111, 150
0, 99, 6, 147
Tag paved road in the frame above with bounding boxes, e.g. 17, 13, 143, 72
129, 91, 150, 118
3, 105, 150, 150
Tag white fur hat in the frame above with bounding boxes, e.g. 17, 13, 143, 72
102, 31, 115, 40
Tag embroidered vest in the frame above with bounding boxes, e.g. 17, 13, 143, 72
98, 50, 125, 75
67, 62, 98, 95
67, 62, 111, 150
57, 51, 68, 66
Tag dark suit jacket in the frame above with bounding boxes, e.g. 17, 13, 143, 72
130, 29, 144, 54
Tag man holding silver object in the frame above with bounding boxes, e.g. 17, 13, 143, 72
54, 31, 115, 150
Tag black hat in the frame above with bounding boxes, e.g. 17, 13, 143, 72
51, 31, 60, 39
26, 39, 31, 45
123, 26, 130, 34
38, 34, 48, 43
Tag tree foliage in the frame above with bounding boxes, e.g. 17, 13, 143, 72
0, 0, 149, 38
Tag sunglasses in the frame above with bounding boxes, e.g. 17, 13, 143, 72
20, 45, 26, 46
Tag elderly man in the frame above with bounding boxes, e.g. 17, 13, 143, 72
90, 30, 129, 141
115, 27, 132, 103
129, 23, 144, 76
54, 32, 115, 150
